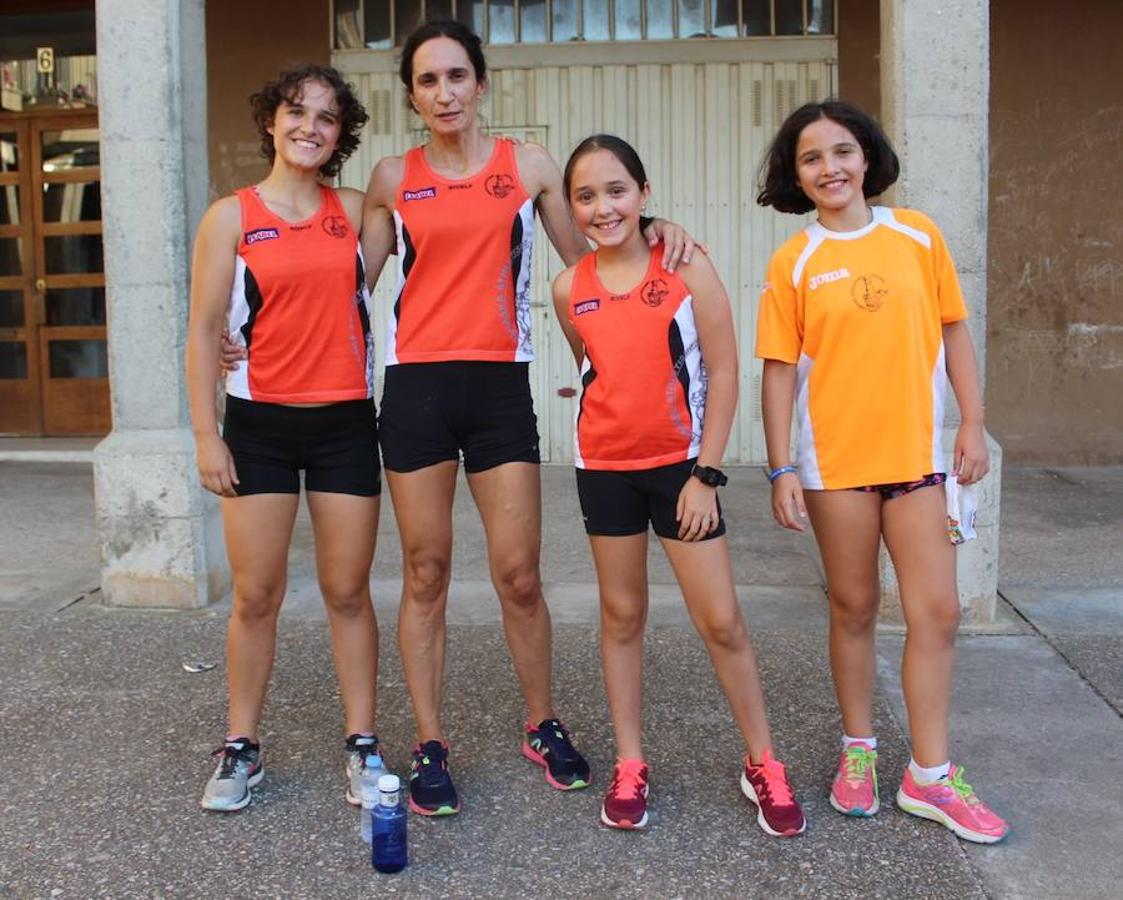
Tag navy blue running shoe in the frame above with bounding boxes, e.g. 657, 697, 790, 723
408, 739, 460, 816
522, 718, 591, 790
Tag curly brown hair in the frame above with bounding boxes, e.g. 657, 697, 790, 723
250, 64, 368, 179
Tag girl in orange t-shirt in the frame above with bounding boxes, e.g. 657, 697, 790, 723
756, 100, 1007, 843
554, 135, 805, 836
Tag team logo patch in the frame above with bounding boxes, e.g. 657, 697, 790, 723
808, 267, 851, 290
851, 273, 888, 312
641, 278, 669, 308
485, 174, 516, 199
574, 298, 601, 316
244, 227, 280, 245
403, 187, 438, 202
321, 215, 349, 239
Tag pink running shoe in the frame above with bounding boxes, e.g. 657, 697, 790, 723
740, 750, 806, 837
830, 742, 879, 816
601, 759, 649, 829
896, 765, 1009, 844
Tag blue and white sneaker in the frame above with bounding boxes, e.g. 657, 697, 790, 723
345, 733, 387, 806
201, 738, 263, 812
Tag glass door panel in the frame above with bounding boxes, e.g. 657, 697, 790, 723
34, 112, 109, 435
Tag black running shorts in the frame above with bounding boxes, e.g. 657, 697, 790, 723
222, 396, 381, 496
575, 458, 726, 540
378, 362, 540, 474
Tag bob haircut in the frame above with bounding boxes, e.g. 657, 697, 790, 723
399, 20, 487, 91
563, 133, 648, 198
250, 64, 368, 179
756, 100, 899, 214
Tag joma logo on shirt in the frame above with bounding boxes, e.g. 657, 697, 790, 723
403, 187, 437, 202
574, 298, 600, 316
808, 267, 851, 290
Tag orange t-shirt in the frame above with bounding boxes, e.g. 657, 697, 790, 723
225, 186, 372, 403
388, 138, 535, 365
755, 207, 968, 489
567, 247, 705, 470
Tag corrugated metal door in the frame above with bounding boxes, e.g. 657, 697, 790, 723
339, 57, 834, 463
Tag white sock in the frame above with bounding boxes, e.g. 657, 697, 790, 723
842, 734, 878, 750
909, 758, 951, 783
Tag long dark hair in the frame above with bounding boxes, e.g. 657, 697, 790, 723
756, 100, 899, 214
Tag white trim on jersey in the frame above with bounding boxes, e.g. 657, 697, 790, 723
877, 207, 932, 249
792, 229, 827, 287
357, 243, 375, 396
930, 340, 949, 474
573, 356, 591, 469
513, 198, 536, 363
225, 255, 251, 400
672, 294, 706, 460
385, 209, 406, 367
795, 351, 824, 490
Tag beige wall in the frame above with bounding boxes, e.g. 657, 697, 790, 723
987, 0, 1123, 462
205, 0, 330, 198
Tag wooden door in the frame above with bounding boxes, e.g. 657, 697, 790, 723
0, 109, 108, 435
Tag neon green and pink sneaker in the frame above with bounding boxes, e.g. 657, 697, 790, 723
830, 742, 879, 816
896, 764, 1009, 844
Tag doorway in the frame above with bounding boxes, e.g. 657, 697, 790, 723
0, 108, 108, 435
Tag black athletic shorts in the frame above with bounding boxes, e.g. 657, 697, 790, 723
379, 362, 540, 474
222, 396, 381, 496
575, 458, 726, 541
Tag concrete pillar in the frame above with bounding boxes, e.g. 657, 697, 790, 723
878, 0, 1000, 623
92, 0, 228, 607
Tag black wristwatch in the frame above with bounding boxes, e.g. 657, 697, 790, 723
691, 464, 728, 488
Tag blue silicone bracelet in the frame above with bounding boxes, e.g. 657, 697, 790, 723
767, 464, 798, 483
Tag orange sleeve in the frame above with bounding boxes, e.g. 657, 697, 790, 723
927, 217, 968, 324
755, 248, 803, 363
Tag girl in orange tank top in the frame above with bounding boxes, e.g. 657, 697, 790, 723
553, 134, 805, 835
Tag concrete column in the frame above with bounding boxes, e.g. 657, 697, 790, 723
878, 0, 999, 623
92, 0, 228, 608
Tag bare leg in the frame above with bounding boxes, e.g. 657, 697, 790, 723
660, 535, 773, 762
881, 484, 959, 766
306, 491, 380, 736
221, 493, 300, 740
467, 462, 554, 725
804, 489, 883, 739
387, 462, 458, 744
590, 534, 649, 760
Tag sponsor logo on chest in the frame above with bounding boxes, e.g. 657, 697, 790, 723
403, 186, 438, 202
244, 227, 280, 245
808, 267, 851, 290
574, 298, 601, 316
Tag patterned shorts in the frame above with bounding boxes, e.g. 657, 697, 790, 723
851, 472, 947, 500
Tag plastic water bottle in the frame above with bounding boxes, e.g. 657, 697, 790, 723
371, 774, 407, 873
359, 779, 377, 845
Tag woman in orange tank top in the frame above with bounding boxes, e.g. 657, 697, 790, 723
187, 66, 386, 813
357, 21, 700, 816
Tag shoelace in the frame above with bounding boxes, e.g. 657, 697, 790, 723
350, 741, 381, 772
212, 744, 254, 780
842, 746, 875, 786
947, 767, 981, 805
756, 756, 795, 806
610, 759, 647, 801
535, 719, 580, 763
412, 744, 449, 786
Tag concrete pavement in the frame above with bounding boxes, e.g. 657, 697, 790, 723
0, 461, 1121, 898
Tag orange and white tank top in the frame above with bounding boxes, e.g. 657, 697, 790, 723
388, 138, 535, 365
225, 186, 372, 403
567, 247, 706, 471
